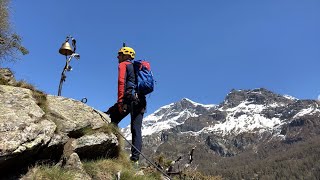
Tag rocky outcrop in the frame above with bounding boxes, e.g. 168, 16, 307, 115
222, 88, 294, 108
0, 79, 116, 177
60, 153, 92, 180
0, 68, 16, 85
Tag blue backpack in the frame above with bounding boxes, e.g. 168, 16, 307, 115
132, 60, 154, 95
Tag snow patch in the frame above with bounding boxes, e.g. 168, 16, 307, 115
293, 107, 316, 118
283, 95, 298, 101
183, 98, 217, 110
142, 109, 198, 137
268, 102, 284, 108
122, 98, 215, 139
207, 101, 283, 136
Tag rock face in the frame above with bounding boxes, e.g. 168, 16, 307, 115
122, 98, 216, 140
0, 71, 117, 177
0, 68, 16, 85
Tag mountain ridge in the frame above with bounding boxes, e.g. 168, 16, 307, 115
123, 88, 305, 139
122, 97, 217, 140
125, 88, 320, 179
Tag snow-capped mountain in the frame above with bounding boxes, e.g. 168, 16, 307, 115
177, 88, 317, 137
124, 88, 316, 140
132, 88, 320, 179
122, 98, 216, 140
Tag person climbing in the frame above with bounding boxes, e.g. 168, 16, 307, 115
106, 46, 146, 164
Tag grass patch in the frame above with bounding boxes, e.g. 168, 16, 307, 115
102, 123, 126, 159
15, 80, 36, 90
23, 154, 218, 180
24, 165, 75, 180
32, 89, 48, 114
83, 157, 162, 180
73, 123, 120, 138
182, 170, 222, 180
98, 123, 120, 135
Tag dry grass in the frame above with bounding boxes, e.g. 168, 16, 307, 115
182, 170, 223, 180
99, 123, 126, 156
83, 157, 162, 180
80, 123, 120, 137
23, 165, 75, 180
15, 80, 35, 90
32, 89, 48, 113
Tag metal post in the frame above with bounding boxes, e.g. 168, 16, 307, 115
57, 36, 80, 96
58, 56, 68, 96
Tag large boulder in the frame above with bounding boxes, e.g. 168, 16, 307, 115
0, 85, 55, 156
46, 95, 108, 133
0, 83, 116, 176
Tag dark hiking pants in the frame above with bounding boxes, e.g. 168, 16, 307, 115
107, 95, 146, 161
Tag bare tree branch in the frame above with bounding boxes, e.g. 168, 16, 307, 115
0, 0, 28, 63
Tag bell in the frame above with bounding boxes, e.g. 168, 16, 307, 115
59, 41, 73, 56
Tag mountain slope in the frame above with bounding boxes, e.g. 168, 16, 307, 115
134, 88, 320, 179
122, 98, 216, 140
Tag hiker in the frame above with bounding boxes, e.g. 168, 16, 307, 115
106, 46, 146, 164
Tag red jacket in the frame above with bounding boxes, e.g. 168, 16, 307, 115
118, 60, 136, 104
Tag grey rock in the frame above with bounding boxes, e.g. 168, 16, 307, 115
73, 132, 119, 159
0, 85, 55, 156
222, 88, 294, 109
0, 80, 116, 177
46, 95, 108, 134
0, 68, 16, 85
62, 153, 92, 180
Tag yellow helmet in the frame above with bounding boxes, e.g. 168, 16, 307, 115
118, 47, 135, 59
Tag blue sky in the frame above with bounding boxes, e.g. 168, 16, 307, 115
3, 1, 320, 127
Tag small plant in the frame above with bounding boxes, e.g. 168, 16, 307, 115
32, 89, 48, 114
76, 123, 121, 138
98, 123, 120, 135
15, 80, 36, 91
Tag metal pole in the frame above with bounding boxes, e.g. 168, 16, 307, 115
58, 55, 73, 96
58, 56, 68, 96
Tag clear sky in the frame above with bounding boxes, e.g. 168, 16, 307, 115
3, 0, 320, 127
